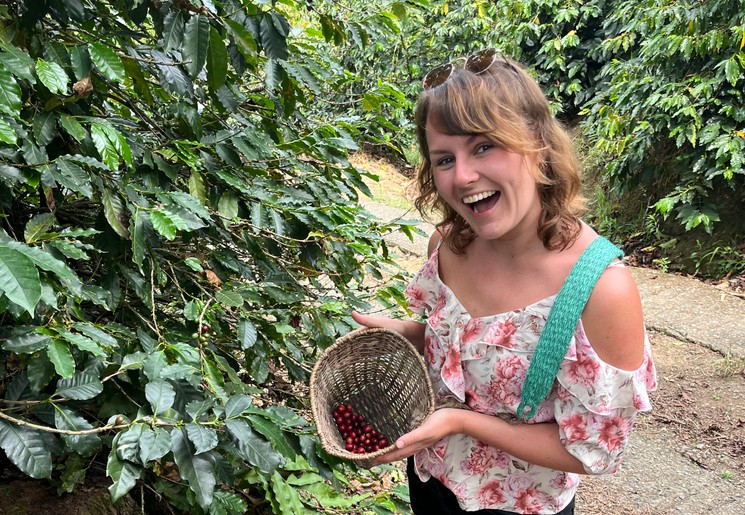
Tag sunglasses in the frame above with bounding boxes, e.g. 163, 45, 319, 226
422, 48, 508, 90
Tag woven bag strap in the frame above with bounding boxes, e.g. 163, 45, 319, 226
516, 236, 624, 420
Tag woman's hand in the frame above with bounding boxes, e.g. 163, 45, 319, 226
371, 408, 461, 465
351, 311, 426, 353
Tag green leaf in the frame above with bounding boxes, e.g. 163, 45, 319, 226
183, 14, 209, 78
55, 407, 101, 456
207, 27, 228, 92
217, 192, 239, 224
1, 332, 51, 354
0, 420, 53, 479
150, 209, 178, 240
272, 470, 306, 515
72, 322, 119, 348
0, 244, 41, 315
224, 394, 253, 419
0, 67, 22, 116
54, 370, 103, 400
0, 117, 17, 145
237, 319, 257, 350
185, 423, 219, 455
171, 428, 216, 509
0, 41, 36, 82
162, 11, 186, 53
33, 110, 56, 146
58, 114, 87, 142
52, 157, 94, 198
260, 13, 288, 60
2, 239, 83, 291
107, 450, 142, 503
225, 19, 257, 63
145, 379, 176, 415
188, 170, 206, 204
224, 418, 283, 474
139, 426, 172, 463
47, 340, 75, 379
88, 42, 125, 83
102, 188, 130, 238
24, 213, 57, 244
57, 329, 107, 358
246, 414, 297, 459
215, 289, 243, 308
36, 59, 69, 95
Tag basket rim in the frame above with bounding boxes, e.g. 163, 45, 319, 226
309, 326, 436, 465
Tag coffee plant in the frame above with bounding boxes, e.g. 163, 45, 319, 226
0, 0, 416, 513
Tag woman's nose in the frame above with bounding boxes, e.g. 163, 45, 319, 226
453, 159, 479, 186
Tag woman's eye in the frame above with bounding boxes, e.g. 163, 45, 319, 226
436, 156, 454, 166
476, 143, 493, 154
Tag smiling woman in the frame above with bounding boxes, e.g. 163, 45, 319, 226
351, 52, 656, 515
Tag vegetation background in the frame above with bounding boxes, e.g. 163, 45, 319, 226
0, 0, 742, 513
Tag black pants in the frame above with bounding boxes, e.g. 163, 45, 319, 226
407, 457, 575, 515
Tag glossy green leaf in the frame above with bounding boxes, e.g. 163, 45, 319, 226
225, 19, 257, 62
183, 14, 209, 78
207, 26, 228, 92
271, 470, 306, 515
54, 370, 103, 400
54, 407, 101, 456
162, 10, 186, 53
36, 59, 68, 95
246, 414, 297, 459
24, 213, 57, 244
139, 426, 172, 464
0, 244, 41, 315
0, 67, 22, 116
47, 339, 75, 379
0, 41, 35, 82
224, 418, 283, 474
53, 157, 94, 198
0, 117, 17, 144
145, 379, 176, 415
88, 42, 125, 83
1, 332, 50, 354
107, 450, 142, 503
185, 423, 218, 455
237, 318, 257, 350
57, 329, 107, 358
2, 239, 82, 291
102, 188, 130, 238
171, 428, 216, 509
0, 420, 52, 479
260, 12, 288, 60
224, 394, 253, 419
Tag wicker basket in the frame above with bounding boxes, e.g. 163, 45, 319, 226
310, 327, 435, 468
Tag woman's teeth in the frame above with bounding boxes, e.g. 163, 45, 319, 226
463, 190, 499, 213
463, 191, 497, 204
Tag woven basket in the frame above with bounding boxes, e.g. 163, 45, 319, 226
310, 327, 435, 468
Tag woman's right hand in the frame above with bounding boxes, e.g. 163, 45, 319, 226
351, 311, 426, 354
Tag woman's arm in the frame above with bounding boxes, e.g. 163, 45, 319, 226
372, 408, 586, 474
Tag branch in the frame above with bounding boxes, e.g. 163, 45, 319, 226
0, 409, 129, 435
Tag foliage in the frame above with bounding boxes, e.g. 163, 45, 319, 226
0, 0, 417, 512
337, 0, 744, 272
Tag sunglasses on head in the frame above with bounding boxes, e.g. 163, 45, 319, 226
422, 48, 511, 90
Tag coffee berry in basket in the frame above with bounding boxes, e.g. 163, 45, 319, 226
333, 402, 389, 454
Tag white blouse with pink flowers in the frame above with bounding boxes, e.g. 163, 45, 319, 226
404, 247, 658, 514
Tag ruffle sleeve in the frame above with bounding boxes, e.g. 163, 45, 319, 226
404, 250, 441, 315
553, 325, 657, 475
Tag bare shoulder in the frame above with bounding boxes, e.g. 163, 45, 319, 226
581, 263, 646, 371
427, 227, 446, 257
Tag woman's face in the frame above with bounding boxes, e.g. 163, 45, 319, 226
426, 122, 542, 243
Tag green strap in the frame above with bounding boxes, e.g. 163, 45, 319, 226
516, 236, 624, 420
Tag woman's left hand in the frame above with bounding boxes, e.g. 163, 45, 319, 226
371, 408, 461, 465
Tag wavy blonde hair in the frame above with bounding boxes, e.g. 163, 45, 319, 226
414, 56, 586, 254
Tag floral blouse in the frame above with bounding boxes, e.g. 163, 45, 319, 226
404, 247, 658, 514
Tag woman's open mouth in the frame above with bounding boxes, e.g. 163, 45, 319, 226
463, 190, 500, 214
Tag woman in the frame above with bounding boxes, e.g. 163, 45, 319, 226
352, 50, 657, 514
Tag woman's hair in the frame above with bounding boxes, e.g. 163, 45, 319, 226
414, 55, 586, 254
